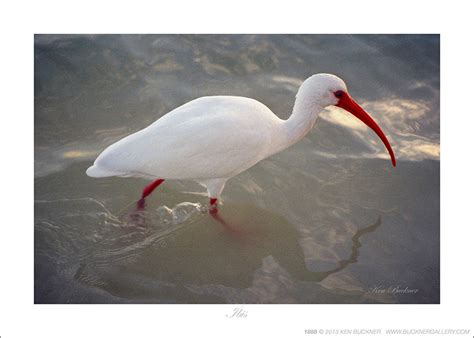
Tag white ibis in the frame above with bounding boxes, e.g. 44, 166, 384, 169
87, 73, 396, 214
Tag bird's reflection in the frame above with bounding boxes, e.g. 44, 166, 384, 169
75, 201, 381, 301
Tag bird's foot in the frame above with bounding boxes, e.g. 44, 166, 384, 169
136, 198, 146, 210
136, 178, 165, 211
124, 198, 147, 228
209, 198, 219, 214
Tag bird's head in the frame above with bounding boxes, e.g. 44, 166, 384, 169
298, 73, 396, 167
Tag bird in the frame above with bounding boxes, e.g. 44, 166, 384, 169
86, 73, 396, 215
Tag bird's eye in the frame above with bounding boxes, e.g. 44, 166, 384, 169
334, 90, 344, 99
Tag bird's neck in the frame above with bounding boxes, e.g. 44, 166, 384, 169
280, 98, 324, 148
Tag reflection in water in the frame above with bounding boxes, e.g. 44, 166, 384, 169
71, 201, 381, 303
315, 217, 381, 280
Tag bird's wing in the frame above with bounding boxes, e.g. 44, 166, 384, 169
90, 96, 277, 180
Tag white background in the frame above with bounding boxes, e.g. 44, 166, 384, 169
1, 1, 473, 337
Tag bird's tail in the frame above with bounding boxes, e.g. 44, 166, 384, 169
86, 164, 121, 178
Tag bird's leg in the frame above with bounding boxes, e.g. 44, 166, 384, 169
137, 179, 165, 209
204, 179, 226, 213
205, 179, 246, 236
142, 179, 165, 198
209, 198, 218, 215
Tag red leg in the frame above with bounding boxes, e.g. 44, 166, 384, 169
142, 179, 165, 199
209, 198, 218, 215
137, 179, 165, 210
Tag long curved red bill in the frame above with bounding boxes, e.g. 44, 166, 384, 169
336, 92, 396, 167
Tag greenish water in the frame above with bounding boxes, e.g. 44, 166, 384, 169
34, 35, 439, 303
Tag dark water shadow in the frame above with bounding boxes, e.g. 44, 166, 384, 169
74, 201, 381, 302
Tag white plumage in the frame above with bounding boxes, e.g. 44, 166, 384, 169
87, 74, 396, 211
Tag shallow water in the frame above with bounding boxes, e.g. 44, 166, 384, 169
34, 35, 440, 303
